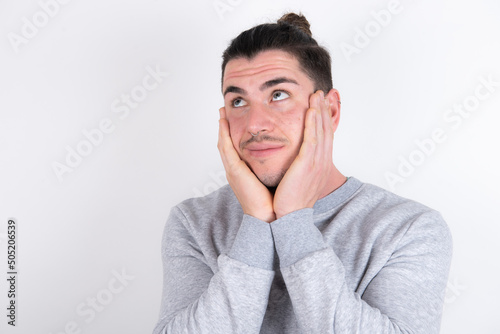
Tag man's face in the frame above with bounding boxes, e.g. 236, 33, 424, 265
222, 50, 316, 187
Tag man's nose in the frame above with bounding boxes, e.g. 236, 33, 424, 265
246, 103, 274, 136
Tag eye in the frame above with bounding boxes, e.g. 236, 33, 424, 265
272, 90, 290, 101
232, 98, 247, 108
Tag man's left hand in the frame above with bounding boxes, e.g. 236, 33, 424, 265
273, 90, 335, 219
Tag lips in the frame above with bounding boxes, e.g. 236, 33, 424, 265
245, 142, 284, 158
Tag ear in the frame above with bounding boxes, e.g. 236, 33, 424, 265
326, 88, 341, 132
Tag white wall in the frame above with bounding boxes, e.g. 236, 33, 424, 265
1, 0, 499, 333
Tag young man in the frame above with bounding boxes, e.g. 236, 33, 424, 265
153, 13, 452, 334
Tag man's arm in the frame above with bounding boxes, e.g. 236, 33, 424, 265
270, 207, 452, 333
153, 102, 283, 334
152, 207, 275, 334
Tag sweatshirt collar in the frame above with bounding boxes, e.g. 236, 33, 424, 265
313, 177, 363, 215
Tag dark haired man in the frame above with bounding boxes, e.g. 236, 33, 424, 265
153, 13, 452, 334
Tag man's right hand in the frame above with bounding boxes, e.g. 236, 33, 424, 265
218, 107, 276, 223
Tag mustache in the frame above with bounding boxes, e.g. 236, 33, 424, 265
240, 134, 288, 150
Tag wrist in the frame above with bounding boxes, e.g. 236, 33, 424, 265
275, 204, 311, 220
246, 210, 276, 223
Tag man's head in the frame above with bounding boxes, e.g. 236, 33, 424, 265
221, 13, 340, 188
221, 13, 332, 93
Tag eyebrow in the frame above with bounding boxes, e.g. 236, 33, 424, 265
223, 77, 299, 97
260, 77, 298, 91
223, 86, 246, 97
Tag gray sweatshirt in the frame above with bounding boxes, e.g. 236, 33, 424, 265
153, 177, 452, 333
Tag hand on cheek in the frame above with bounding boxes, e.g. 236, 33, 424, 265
273, 90, 334, 219
217, 107, 276, 223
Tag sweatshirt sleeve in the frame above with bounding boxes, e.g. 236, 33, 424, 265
152, 208, 275, 334
270, 208, 452, 334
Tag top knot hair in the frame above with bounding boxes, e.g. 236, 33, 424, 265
221, 12, 333, 93
277, 13, 312, 38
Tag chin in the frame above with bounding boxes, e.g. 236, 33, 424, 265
255, 169, 286, 188
244, 154, 295, 188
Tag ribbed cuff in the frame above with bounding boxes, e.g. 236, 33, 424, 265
228, 214, 275, 270
270, 208, 326, 267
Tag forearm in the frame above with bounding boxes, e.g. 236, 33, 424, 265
271, 208, 452, 334
281, 249, 403, 333
153, 211, 275, 334
154, 255, 274, 334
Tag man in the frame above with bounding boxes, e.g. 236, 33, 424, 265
153, 13, 452, 334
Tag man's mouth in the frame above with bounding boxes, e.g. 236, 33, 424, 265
245, 143, 284, 158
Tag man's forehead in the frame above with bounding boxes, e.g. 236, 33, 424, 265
223, 50, 305, 88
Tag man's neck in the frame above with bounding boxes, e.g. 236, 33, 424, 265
318, 164, 347, 200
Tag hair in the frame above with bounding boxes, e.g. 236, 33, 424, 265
221, 13, 332, 93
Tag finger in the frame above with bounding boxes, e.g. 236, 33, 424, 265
297, 106, 317, 162
297, 91, 323, 161
217, 108, 241, 170
315, 92, 325, 151
321, 97, 334, 160
219, 107, 226, 120
217, 107, 229, 151
309, 90, 322, 113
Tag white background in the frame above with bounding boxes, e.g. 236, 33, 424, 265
1, 0, 499, 333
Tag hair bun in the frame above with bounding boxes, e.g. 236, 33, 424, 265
277, 13, 312, 37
